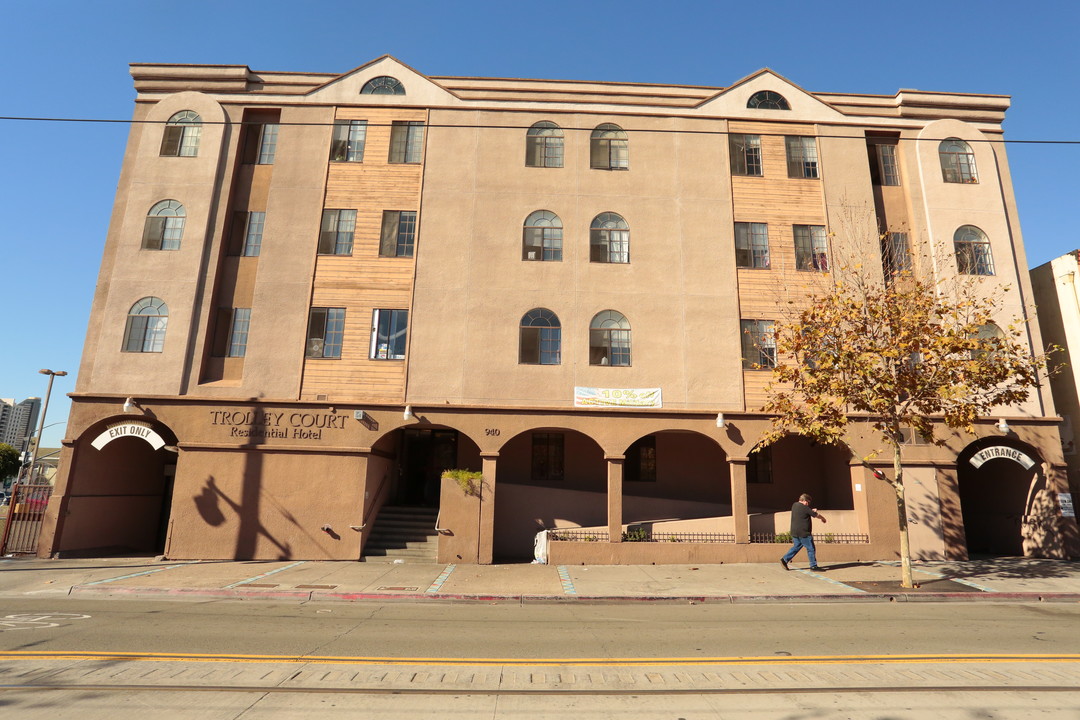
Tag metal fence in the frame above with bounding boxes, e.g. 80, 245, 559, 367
1, 482, 51, 555
750, 532, 869, 544
549, 529, 736, 544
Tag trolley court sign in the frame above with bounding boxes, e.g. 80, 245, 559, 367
969, 445, 1037, 470
91, 421, 167, 451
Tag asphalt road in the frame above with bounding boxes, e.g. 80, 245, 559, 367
0, 596, 1076, 658
2, 597, 1079, 718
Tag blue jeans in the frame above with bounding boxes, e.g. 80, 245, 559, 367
782, 535, 817, 566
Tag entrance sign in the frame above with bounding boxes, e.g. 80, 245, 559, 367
91, 422, 167, 451
574, 387, 662, 408
969, 445, 1036, 470
1060, 493, 1075, 518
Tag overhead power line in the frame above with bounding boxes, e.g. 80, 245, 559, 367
0, 115, 1077, 144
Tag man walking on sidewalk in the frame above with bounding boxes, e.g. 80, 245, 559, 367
780, 493, 827, 571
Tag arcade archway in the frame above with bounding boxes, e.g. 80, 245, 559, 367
56, 417, 179, 556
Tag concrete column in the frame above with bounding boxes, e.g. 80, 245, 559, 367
479, 452, 499, 564
728, 456, 749, 544
606, 455, 625, 543
354, 450, 372, 561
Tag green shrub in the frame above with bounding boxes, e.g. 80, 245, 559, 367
441, 469, 483, 497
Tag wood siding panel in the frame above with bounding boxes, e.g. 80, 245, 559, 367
300, 107, 426, 403
730, 123, 830, 410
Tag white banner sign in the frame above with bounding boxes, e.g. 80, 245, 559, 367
1060, 493, 1075, 518
91, 422, 167, 451
574, 387, 662, 409
969, 445, 1036, 470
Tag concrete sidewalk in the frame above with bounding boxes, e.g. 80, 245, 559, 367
2, 555, 1080, 604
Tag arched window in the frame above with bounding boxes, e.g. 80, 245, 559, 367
971, 322, 1006, 360
590, 123, 628, 170
590, 212, 630, 263
526, 121, 564, 168
123, 297, 169, 353
954, 225, 994, 275
159, 110, 201, 157
522, 211, 562, 261
142, 200, 186, 251
939, 138, 978, 183
361, 76, 405, 95
590, 310, 631, 366
747, 91, 790, 110
520, 308, 561, 365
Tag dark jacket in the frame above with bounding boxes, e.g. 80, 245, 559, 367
790, 502, 817, 538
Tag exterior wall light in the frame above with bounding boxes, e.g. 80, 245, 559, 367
996, 418, 1012, 435
716, 412, 725, 429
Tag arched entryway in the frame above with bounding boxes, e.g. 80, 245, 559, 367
493, 428, 606, 561
958, 438, 1049, 557
56, 417, 179, 556
747, 435, 855, 538
621, 430, 729, 529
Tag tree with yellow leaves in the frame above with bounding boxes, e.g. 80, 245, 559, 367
757, 259, 1054, 588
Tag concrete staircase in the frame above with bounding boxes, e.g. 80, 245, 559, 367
361, 505, 441, 563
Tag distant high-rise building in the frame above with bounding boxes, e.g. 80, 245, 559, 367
0, 397, 41, 454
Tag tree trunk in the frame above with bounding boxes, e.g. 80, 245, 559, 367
893, 444, 914, 588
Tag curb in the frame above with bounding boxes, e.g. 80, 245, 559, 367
65, 585, 1080, 605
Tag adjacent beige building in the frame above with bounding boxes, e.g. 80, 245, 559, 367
38, 56, 1077, 564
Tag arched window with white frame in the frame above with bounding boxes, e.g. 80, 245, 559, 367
522, 211, 563, 261
123, 297, 169, 353
159, 110, 202, 157
526, 121, 564, 168
590, 123, 628, 170
520, 308, 561, 365
939, 138, 978, 183
142, 200, 186, 251
589, 310, 631, 366
590, 212, 630, 263
954, 225, 994, 275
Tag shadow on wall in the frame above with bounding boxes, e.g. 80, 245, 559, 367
193, 475, 293, 560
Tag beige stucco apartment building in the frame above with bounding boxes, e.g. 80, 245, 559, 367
38, 56, 1077, 564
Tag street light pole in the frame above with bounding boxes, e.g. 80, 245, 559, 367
25, 369, 68, 486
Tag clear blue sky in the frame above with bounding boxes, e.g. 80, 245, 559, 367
2, 0, 1078, 448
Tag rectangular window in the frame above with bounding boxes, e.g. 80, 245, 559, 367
877, 144, 900, 185
389, 121, 424, 164
793, 224, 829, 272
741, 319, 776, 369
729, 134, 762, 176
229, 211, 264, 257
625, 435, 657, 482
318, 209, 356, 255
379, 210, 418, 258
531, 433, 565, 482
747, 447, 773, 484
734, 222, 770, 269
227, 308, 251, 357
306, 308, 345, 359
880, 231, 912, 280
213, 308, 252, 357
243, 123, 279, 165
330, 119, 367, 162
785, 136, 819, 179
370, 309, 408, 360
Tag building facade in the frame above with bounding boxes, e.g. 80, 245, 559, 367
1, 397, 40, 457
1031, 251, 1080, 503
39, 57, 1077, 563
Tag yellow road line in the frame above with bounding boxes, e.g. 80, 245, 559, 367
2, 651, 1079, 667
